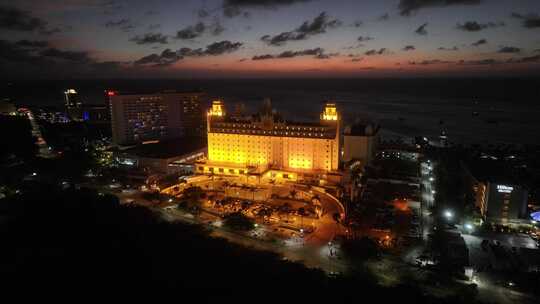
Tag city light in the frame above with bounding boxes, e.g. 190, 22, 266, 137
465, 223, 474, 232
444, 210, 453, 219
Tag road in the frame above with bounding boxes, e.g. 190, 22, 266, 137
402, 159, 436, 265
159, 207, 348, 274
21, 108, 55, 159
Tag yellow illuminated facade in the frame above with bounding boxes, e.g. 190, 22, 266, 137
197, 100, 340, 180
208, 100, 224, 117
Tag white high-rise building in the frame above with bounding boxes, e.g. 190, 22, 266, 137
109, 90, 205, 146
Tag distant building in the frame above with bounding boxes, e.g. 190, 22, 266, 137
64, 89, 83, 121
109, 90, 206, 146
82, 104, 110, 125
342, 122, 379, 165
0, 100, 17, 116
463, 160, 529, 226
114, 137, 206, 175
197, 99, 341, 184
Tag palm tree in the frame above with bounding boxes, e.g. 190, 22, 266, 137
281, 202, 292, 222
298, 207, 306, 229
289, 189, 298, 200
250, 187, 256, 201
222, 180, 230, 196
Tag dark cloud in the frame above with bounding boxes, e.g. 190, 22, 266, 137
438, 46, 459, 51
223, 6, 241, 18
457, 58, 498, 65
261, 12, 341, 46
511, 55, 540, 63
222, 0, 309, 17
347, 54, 364, 62
456, 21, 504, 32
15, 40, 49, 48
148, 24, 161, 30
130, 33, 168, 45
224, 0, 312, 7
102, 0, 124, 15
0, 5, 47, 31
211, 20, 226, 36
357, 36, 374, 42
105, 18, 135, 32
252, 48, 335, 60
364, 48, 389, 56
176, 21, 225, 39
40, 48, 92, 62
198, 8, 210, 18
409, 59, 452, 65
134, 49, 181, 66
204, 40, 243, 55
135, 40, 243, 67
378, 13, 390, 21
402, 45, 416, 51
0, 39, 126, 77
471, 39, 487, 46
252, 54, 275, 60
498, 46, 521, 53
176, 22, 206, 39
398, 0, 482, 16
511, 13, 540, 28
415, 23, 428, 35
41, 27, 62, 35
353, 20, 363, 27
458, 55, 540, 65
0, 5, 61, 35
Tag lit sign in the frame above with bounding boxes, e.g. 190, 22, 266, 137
497, 185, 514, 193
107, 91, 116, 96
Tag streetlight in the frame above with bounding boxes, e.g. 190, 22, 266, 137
444, 210, 453, 219
465, 223, 474, 233
429, 177, 434, 182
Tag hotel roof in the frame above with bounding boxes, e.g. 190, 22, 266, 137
123, 137, 206, 159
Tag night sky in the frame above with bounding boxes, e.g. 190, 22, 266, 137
1, 0, 540, 78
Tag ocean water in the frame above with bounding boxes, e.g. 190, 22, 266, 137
3, 78, 540, 145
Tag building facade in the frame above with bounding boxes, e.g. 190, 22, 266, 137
463, 163, 529, 226
109, 90, 205, 146
342, 122, 379, 165
64, 89, 83, 121
197, 100, 340, 183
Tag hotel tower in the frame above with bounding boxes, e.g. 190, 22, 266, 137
196, 99, 341, 183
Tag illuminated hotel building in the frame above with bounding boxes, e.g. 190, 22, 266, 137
109, 90, 205, 146
197, 99, 340, 182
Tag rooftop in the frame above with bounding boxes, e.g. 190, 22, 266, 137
123, 137, 206, 159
